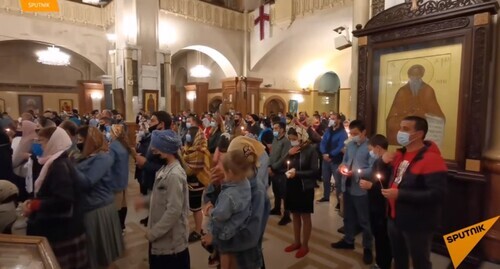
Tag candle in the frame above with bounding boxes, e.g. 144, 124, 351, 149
287, 160, 290, 171
357, 169, 362, 177
241, 126, 244, 131
343, 167, 349, 174
376, 173, 383, 189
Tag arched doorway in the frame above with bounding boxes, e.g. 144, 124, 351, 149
208, 96, 223, 113
263, 96, 286, 115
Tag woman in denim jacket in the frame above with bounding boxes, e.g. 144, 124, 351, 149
136, 129, 190, 269
203, 142, 257, 269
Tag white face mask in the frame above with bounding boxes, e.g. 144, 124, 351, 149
328, 120, 336, 127
260, 123, 265, 129
290, 140, 300, 147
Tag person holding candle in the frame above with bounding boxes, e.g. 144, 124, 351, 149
269, 121, 292, 225
332, 120, 374, 265
381, 116, 447, 269
359, 134, 393, 269
283, 127, 319, 258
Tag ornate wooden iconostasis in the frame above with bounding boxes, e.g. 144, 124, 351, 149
221, 77, 263, 115
353, 0, 499, 267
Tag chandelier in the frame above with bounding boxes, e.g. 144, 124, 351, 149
190, 51, 211, 78
82, 0, 101, 4
36, 46, 70, 66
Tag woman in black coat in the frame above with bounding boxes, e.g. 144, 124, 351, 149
283, 127, 319, 259
23, 127, 88, 269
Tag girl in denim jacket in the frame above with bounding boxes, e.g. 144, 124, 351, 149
203, 144, 256, 269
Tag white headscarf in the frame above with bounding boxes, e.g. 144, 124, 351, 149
12, 120, 37, 167
34, 127, 72, 195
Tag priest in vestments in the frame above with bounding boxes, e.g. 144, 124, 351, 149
386, 64, 445, 144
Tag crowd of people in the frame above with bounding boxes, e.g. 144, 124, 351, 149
0, 106, 447, 269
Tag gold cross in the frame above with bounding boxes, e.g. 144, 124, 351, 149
411, 0, 418, 11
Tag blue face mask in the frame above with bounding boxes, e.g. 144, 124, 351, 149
369, 150, 377, 159
352, 135, 361, 143
32, 143, 43, 157
397, 131, 411, 146
105, 132, 112, 142
273, 131, 279, 138
185, 134, 192, 143
186, 122, 192, 129
105, 125, 111, 133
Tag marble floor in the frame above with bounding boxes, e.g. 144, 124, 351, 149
114, 179, 500, 269
12, 176, 500, 269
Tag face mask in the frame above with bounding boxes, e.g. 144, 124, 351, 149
99, 125, 106, 132
273, 131, 279, 138
286, 120, 291, 124
290, 140, 300, 147
76, 142, 84, 152
234, 119, 240, 125
369, 150, 377, 159
186, 122, 192, 129
397, 131, 411, 146
148, 124, 158, 133
105, 125, 111, 133
352, 135, 361, 143
32, 143, 43, 157
185, 134, 192, 143
328, 120, 336, 127
260, 123, 265, 129
210, 121, 217, 128
105, 132, 112, 141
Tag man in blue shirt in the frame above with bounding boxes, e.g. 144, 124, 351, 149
331, 120, 374, 265
318, 113, 347, 207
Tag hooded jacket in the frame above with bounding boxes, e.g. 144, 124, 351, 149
387, 140, 447, 232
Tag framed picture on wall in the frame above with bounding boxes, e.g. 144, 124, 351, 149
18, 95, 43, 116
143, 90, 159, 113
0, 98, 5, 113
372, 39, 463, 161
288, 100, 298, 115
59, 99, 73, 113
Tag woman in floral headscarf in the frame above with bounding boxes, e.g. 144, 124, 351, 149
283, 127, 319, 259
181, 126, 211, 242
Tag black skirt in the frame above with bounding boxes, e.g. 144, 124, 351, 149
284, 177, 314, 214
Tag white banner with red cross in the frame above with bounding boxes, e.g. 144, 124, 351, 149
253, 4, 271, 41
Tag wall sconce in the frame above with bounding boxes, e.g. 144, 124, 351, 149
91, 92, 103, 100
186, 91, 197, 101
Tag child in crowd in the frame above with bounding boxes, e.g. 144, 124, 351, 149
203, 140, 255, 269
202, 133, 231, 267
359, 134, 393, 269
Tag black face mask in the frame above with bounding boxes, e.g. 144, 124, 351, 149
148, 124, 158, 133
99, 125, 106, 132
76, 143, 84, 152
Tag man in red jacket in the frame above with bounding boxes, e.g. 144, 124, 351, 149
381, 116, 447, 269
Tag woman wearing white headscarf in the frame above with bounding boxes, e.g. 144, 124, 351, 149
283, 127, 319, 259
12, 120, 38, 200
23, 127, 88, 269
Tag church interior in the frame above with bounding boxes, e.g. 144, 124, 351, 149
1, 0, 500, 268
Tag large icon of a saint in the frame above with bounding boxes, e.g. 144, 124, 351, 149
147, 94, 155, 113
386, 64, 446, 145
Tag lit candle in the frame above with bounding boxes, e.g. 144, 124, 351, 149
241, 126, 244, 131
376, 173, 383, 189
357, 169, 362, 177
287, 160, 290, 171
343, 167, 349, 174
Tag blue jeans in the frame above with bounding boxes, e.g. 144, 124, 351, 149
321, 160, 340, 200
343, 190, 373, 249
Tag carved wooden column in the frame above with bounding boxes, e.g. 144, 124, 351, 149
482, 11, 500, 263
350, 0, 370, 120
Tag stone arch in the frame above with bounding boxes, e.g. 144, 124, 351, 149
208, 96, 223, 113
175, 45, 237, 78
263, 95, 287, 115
313, 71, 341, 93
